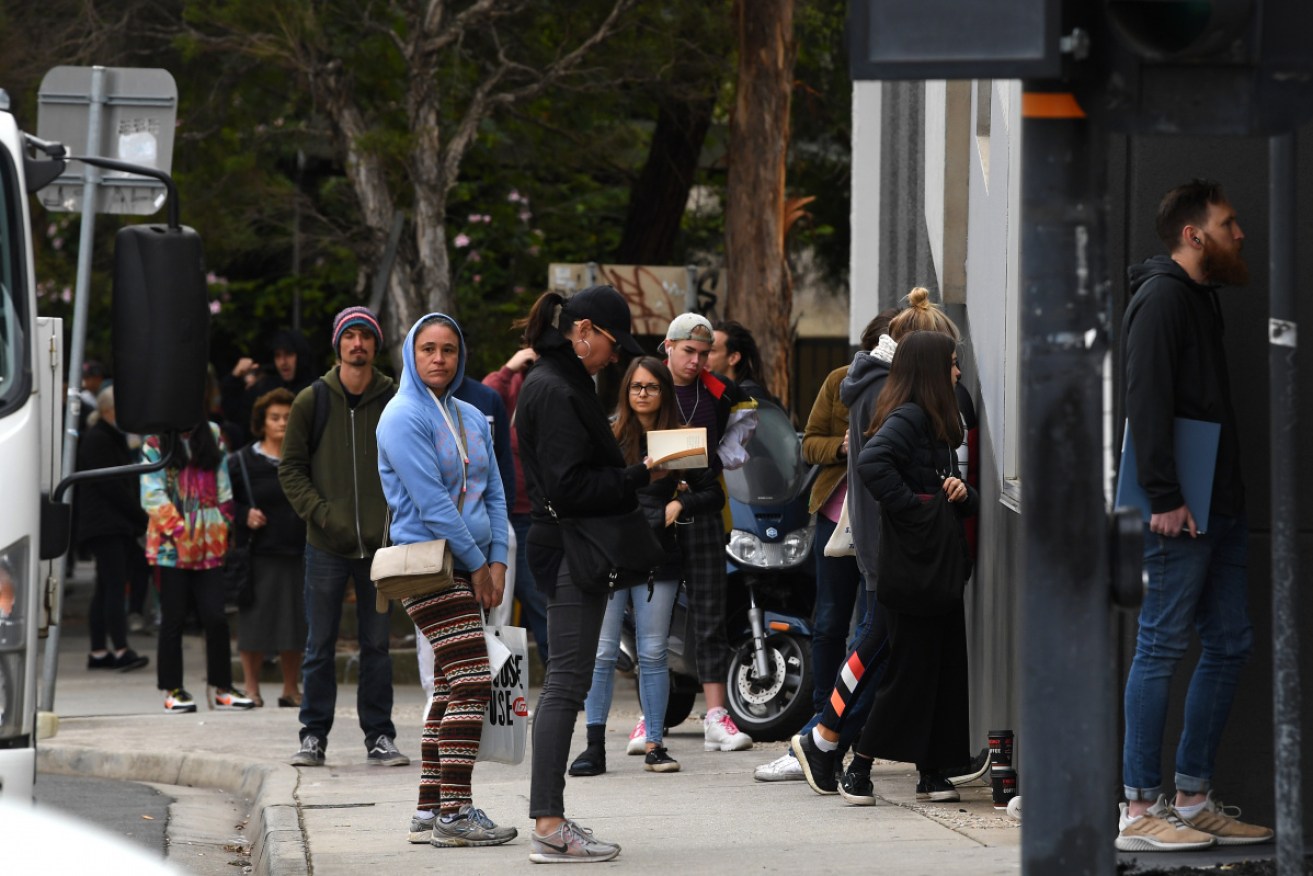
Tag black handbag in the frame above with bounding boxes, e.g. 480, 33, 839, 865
875, 491, 969, 616
224, 450, 257, 609
546, 500, 667, 593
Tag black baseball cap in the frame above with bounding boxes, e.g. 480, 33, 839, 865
563, 285, 643, 356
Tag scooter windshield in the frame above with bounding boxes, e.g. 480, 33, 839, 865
724, 402, 808, 505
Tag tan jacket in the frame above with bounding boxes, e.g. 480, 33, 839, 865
801, 365, 851, 515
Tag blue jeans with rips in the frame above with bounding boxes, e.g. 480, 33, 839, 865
583, 578, 680, 746
299, 544, 396, 751
1122, 513, 1252, 800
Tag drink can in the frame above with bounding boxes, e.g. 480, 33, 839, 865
988, 729, 1014, 772
992, 767, 1018, 809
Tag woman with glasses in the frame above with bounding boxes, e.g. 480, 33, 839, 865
568, 357, 724, 778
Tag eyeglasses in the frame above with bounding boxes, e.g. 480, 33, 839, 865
628, 383, 661, 396
594, 325, 617, 345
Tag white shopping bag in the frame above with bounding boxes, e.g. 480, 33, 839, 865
823, 490, 856, 557
477, 621, 529, 765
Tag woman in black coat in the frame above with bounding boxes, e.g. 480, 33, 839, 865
76, 387, 150, 671
852, 330, 979, 803
514, 285, 654, 863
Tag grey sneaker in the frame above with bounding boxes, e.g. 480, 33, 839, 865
367, 736, 411, 767
408, 811, 438, 844
291, 735, 325, 767
529, 819, 620, 864
431, 804, 517, 848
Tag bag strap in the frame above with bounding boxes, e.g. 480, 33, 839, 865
234, 448, 255, 510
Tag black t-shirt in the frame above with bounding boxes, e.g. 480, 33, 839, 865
344, 389, 363, 409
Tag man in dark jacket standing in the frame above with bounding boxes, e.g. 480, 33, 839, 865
76, 386, 150, 672
280, 306, 408, 768
1116, 180, 1270, 851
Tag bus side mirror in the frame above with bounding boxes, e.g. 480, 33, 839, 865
112, 224, 209, 435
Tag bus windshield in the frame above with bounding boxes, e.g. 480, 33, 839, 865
0, 139, 23, 415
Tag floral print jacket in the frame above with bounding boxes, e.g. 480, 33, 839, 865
140, 424, 234, 569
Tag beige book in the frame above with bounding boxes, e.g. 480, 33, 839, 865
646, 427, 709, 470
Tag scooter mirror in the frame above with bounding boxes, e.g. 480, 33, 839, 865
111, 224, 209, 435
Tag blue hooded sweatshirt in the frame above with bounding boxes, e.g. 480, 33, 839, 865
376, 313, 509, 572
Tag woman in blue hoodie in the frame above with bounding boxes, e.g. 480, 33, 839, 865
376, 313, 515, 849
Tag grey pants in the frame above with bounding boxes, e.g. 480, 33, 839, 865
528, 554, 609, 819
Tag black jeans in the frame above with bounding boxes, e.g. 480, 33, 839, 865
528, 547, 609, 819
156, 566, 233, 692
85, 535, 136, 652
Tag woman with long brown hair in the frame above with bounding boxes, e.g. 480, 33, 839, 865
568, 357, 723, 778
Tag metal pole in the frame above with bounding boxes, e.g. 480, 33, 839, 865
41, 65, 106, 711
1018, 86, 1115, 875
1268, 130, 1302, 876
685, 264, 699, 314
292, 148, 304, 333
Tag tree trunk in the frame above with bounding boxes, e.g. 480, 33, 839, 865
724, 0, 796, 405
616, 93, 716, 266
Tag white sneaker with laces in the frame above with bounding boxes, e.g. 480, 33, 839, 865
627, 718, 647, 756
754, 752, 804, 782
703, 707, 753, 751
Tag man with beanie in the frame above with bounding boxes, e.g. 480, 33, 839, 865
280, 305, 409, 768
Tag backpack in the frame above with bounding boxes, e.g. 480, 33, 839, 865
306, 378, 396, 457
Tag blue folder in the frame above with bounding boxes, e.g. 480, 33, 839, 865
1114, 418, 1221, 533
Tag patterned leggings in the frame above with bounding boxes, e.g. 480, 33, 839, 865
403, 581, 490, 814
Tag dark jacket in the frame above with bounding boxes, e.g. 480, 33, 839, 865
515, 327, 650, 550
223, 330, 316, 447
839, 342, 895, 586
75, 418, 148, 544
483, 365, 531, 516
230, 445, 306, 556
279, 366, 395, 557
858, 402, 979, 519
637, 463, 724, 578
1122, 254, 1243, 517
453, 375, 516, 511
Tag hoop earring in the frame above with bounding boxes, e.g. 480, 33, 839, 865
575, 338, 593, 360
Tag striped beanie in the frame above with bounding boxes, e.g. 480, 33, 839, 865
331, 305, 383, 354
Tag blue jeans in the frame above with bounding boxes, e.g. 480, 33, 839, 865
583, 578, 679, 745
511, 513, 550, 664
812, 514, 867, 714
300, 544, 396, 749
1122, 513, 1252, 800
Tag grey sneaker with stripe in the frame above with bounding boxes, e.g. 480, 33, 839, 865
431, 805, 517, 848
529, 819, 620, 863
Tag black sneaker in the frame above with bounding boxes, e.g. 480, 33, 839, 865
115, 649, 150, 672
915, 773, 960, 803
789, 732, 838, 795
366, 736, 410, 766
568, 743, 606, 777
643, 746, 680, 773
946, 746, 990, 786
87, 653, 118, 670
840, 768, 877, 806
291, 734, 326, 767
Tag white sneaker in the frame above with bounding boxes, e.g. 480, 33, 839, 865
754, 752, 804, 782
703, 707, 753, 751
627, 718, 647, 756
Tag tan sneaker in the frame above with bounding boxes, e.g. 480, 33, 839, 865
1174, 793, 1274, 846
1115, 796, 1216, 851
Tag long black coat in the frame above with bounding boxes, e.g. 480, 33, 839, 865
229, 445, 306, 557
75, 419, 148, 544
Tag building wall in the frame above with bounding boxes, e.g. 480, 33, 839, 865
856, 72, 1313, 831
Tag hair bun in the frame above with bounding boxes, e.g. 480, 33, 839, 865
906, 287, 931, 309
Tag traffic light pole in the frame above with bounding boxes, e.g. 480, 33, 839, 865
1268, 130, 1302, 876
1018, 86, 1116, 876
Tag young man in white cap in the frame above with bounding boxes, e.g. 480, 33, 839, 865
645, 312, 758, 753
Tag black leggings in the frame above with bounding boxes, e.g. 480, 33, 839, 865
156, 566, 233, 692
85, 535, 137, 652
527, 547, 609, 819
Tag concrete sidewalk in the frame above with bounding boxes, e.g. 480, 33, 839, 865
38, 566, 1025, 874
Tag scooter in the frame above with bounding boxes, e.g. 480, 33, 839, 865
618, 402, 818, 741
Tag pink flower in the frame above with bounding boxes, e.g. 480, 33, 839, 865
209, 299, 222, 315
473, 274, 482, 284
468, 214, 481, 224
481, 214, 492, 223
518, 210, 531, 223
468, 250, 482, 263
454, 233, 470, 248
60, 286, 72, 303
508, 190, 521, 203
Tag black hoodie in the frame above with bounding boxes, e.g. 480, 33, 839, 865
1122, 254, 1244, 517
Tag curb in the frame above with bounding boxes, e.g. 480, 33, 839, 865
37, 744, 307, 876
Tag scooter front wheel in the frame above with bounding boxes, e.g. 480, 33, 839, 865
723, 633, 813, 742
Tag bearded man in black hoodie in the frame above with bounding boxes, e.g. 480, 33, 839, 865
1116, 180, 1272, 852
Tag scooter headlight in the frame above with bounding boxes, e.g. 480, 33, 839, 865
726, 526, 814, 569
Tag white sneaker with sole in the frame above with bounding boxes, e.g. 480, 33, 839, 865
1115, 797, 1216, 852
703, 707, 753, 751
754, 752, 804, 782
626, 718, 647, 755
